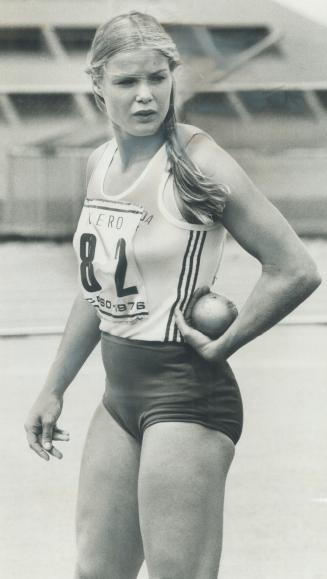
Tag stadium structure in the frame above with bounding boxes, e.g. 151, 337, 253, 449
1, 0, 327, 237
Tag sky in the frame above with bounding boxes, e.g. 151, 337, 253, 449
276, 0, 327, 25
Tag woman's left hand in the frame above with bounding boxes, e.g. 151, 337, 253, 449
174, 288, 227, 363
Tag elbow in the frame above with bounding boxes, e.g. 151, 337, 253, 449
263, 258, 322, 298
291, 262, 322, 297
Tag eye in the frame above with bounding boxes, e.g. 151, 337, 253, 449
150, 75, 166, 83
117, 78, 135, 86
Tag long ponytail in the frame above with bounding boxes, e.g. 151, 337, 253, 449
164, 89, 229, 225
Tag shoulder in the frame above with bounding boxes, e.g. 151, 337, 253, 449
86, 140, 112, 186
175, 123, 242, 181
176, 123, 254, 198
174, 122, 212, 147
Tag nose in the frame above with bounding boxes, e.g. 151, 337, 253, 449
136, 82, 153, 104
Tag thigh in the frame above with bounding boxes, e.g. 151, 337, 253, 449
138, 422, 235, 579
75, 402, 144, 579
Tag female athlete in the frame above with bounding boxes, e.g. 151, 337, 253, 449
24, 12, 321, 579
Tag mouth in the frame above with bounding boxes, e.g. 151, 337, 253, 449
133, 110, 157, 118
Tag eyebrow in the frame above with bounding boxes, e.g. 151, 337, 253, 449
110, 69, 168, 79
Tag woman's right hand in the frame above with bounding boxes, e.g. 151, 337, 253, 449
24, 391, 70, 461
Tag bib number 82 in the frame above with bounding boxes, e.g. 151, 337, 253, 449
80, 233, 139, 297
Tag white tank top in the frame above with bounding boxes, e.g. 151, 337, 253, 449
73, 133, 226, 342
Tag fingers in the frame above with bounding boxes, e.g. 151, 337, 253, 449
41, 420, 54, 451
174, 308, 191, 336
175, 308, 223, 362
52, 427, 70, 442
48, 446, 63, 460
40, 423, 69, 459
41, 423, 70, 448
36, 434, 65, 460
174, 308, 211, 350
26, 429, 50, 462
53, 427, 69, 435
25, 424, 69, 461
41, 425, 70, 460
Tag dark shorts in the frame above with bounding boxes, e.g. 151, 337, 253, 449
101, 332, 243, 445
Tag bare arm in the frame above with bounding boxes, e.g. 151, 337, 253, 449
219, 176, 320, 358
42, 293, 101, 395
175, 133, 321, 360
44, 141, 108, 395
25, 143, 110, 460
25, 294, 101, 460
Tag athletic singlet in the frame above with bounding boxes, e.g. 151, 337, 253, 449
72, 131, 227, 342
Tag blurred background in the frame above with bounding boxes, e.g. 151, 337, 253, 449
1, 2, 326, 579
1, 0, 327, 237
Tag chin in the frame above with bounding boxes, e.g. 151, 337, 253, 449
130, 125, 163, 137
129, 116, 166, 136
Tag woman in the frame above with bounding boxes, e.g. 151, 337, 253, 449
24, 12, 321, 579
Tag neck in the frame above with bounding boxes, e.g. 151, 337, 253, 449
112, 128, 166, 169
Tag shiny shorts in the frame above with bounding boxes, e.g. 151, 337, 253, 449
101, 332, 243, 445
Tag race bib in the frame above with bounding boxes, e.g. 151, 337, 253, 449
73, 198, 149, 322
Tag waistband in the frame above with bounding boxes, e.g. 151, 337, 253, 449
101, 331, 190, 352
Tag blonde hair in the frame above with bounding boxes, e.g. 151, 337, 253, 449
86, 11, 228, 224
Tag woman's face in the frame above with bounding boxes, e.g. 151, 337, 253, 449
98, 48, 173, 138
